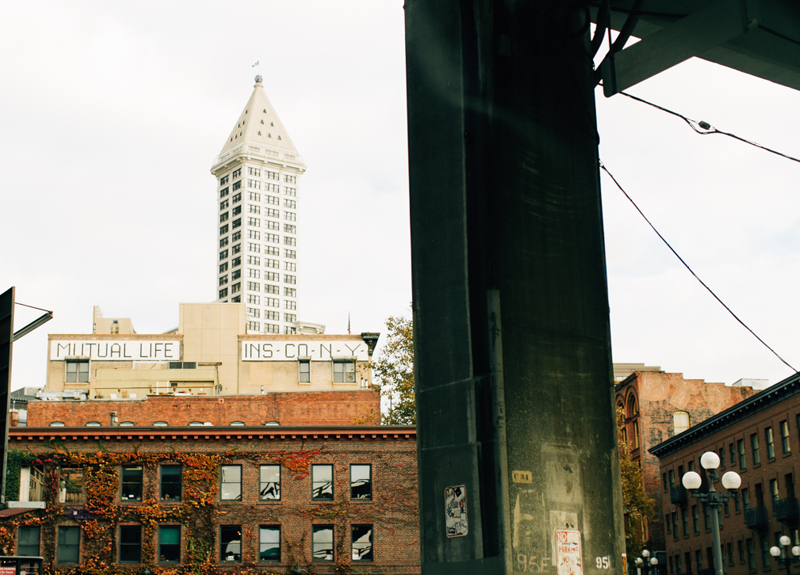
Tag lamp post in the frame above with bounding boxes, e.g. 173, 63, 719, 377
634, 549, 658, 575
682, 452, 742, 575
770, 534, 800, 575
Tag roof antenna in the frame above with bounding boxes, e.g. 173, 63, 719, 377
348, 312, 351, 335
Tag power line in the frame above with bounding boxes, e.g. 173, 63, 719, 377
615, 89, 800, 165
599, 161, 797, 373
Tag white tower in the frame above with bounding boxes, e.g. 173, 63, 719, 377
211, 76, 305, 334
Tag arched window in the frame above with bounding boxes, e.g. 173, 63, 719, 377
120, 422, 135, 427
627, 395, 638, 418
673, 412, 690, 436
153, 421, 168, 427
230, 421, 245, 426
85, 422, 101, 427
50, 422, 65, 427
264, 421, 280, 426
189, 422, 203, 427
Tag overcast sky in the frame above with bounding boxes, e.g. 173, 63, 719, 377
3, 1, 800, 392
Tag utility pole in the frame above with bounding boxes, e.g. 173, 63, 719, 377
405, 1, 624, 572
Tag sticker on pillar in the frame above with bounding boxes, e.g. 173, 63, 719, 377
444, 485, 468, 538
555, 530, 582, 575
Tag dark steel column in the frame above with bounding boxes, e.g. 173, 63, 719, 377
405, 1, 625, 573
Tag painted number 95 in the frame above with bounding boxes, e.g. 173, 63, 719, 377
596, 556, 610, 569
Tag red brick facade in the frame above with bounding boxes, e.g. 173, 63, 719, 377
25, 391, 380, 428
652, 375, 800, 575
4, 425, 419, 574
616, 371, 756, 554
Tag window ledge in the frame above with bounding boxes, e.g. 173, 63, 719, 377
7, 501, 45, 509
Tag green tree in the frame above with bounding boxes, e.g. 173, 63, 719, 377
372, 311, 415, 425
617, 406, 657, 558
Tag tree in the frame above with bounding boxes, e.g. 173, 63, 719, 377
372, 311, 415, 425
617, 406, 657, 558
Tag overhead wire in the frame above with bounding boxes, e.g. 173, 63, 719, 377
599, 162, 798, 374
614, 89, 800, 165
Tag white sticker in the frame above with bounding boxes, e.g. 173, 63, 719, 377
444, 485, 468, 538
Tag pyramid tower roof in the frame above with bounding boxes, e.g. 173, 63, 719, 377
218, 76, 300, 157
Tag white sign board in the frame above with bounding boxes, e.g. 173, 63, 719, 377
50, 340, 181, 361
241, 341, 369, 361
556, 530, 583, 575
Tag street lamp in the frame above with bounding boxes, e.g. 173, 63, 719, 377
634, 549, 658, 575
682, 451, 741, 575
770, 534, 800, 575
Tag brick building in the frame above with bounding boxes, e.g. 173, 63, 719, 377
3, 422, 419, 574
25, 391, 380, 428
616, 371, 756, 556
651, 372, 800, 575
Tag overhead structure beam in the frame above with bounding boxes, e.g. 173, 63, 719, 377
596, 0, 800, 95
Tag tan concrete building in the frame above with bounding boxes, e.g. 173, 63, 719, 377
46, 303, 379, 399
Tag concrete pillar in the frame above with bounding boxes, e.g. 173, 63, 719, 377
404, 1, 625, 573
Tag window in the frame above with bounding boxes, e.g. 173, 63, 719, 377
334, 361, 356, 383
246, 321, 260, 332
266, 170, 279, 180
65, 360, 89, 383
220, 212, 229, 223
119, 525, 141, 563
18, 526, 40, 556
266, 233, 279, 243
248, 179, 260, 189
231, 282, 241, 294
285, 313, 296, 323
220, 224, 229, 235
351, 465, 371, 500
248, 307, 261, 318
284, 224, 296, 234
232, 231, 241, 242
219, 262, 228, 273
285, 236, 296, 246
266, 208, 280, 218
248, 230, 261, 240
351, 525, 373, 561
267, 220, 279, 230
682, 508, 688, 536
743, 488, 750, 509
671, 512, 678, 539
730, 442, 737, 468
259, 465, 280, 500
285, 211, 296, 221
265, 272, 279, 282
695, 550, 702, 571
312, 525, 333, 562
761, 535, 770, 570
159, 526, 180, 563
771, 479, 779, 503
247, 295, 260, 305
299, 360, 311, 383
220, 249, 228, 261
248, 243, 260, 253
703, 503, 710, 530
249, 269, 261, 279
781, 420, 791, 454
266, 258, 279, 268
766, 427, 775, 459
220, 186, 229, 197
284, 175, 296, 183
738, 439, 747, 469
312, 465, 333, 500
220, 236, 229, 248
265, 324, 279, 334
220, 174, 229, 185
285, 299, 296, 309
692, 505, 699, 534
285, 326, 297, 334
247, 281, 260, 292
259, 526, 281, 561
266, 284, 279, 294
752, 433, 760, 465
219, 288, 228, 299
267, 195, 279, 205
747, 538, 755, 570
248, 167, 260, 176
738, 540, 745, 563
161, 465, 181, 501
284, 199, 296, 208
233, 181, 241, 191
266, 310, 279, 321
266, 298, 279, 308
121, 466, 143, 501
719, 447, 725, 469
266, 183, 280, 192
248, 217, 260, 227
285, 187, 296, 196
220, 526, 241, 562
220, 465, 242, 501
285, 287, 296, 297
57, 526, 80, 564
284, 274, 296, 284
285, 262, 296, 272
219, 276, 228, 286
232, 218, 241, 229
232, 168, 241, 179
